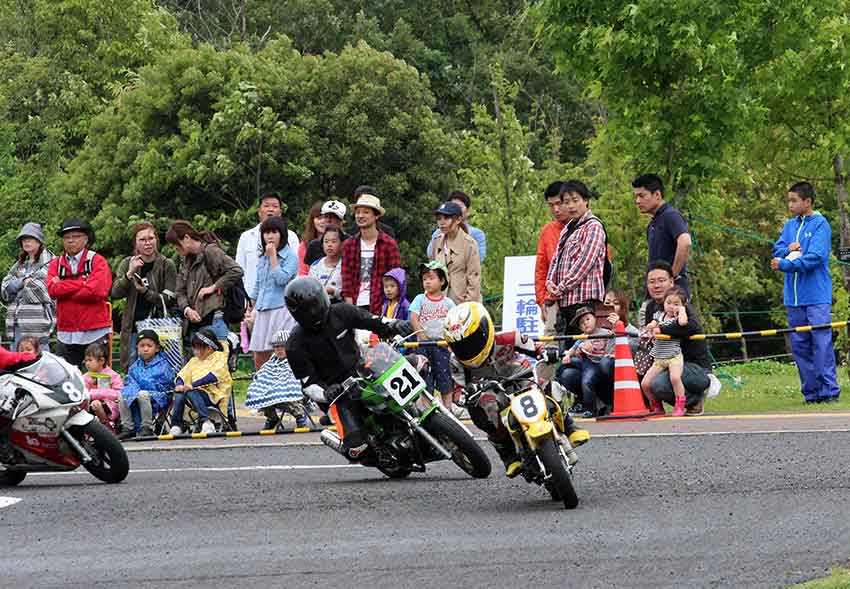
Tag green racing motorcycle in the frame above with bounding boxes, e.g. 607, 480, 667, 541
320, 341, 491, 480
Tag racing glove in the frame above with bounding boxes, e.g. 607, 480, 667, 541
324, 383, 344, 402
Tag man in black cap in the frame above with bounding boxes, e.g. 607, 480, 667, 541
47, 218, 113, 368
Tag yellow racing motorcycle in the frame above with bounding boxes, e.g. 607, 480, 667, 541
465, 359, 580, 509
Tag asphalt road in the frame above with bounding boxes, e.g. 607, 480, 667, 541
2, 428, 849, 588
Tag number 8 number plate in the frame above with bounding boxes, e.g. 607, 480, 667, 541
510, 389, 547, 425
380, 358, 427, 406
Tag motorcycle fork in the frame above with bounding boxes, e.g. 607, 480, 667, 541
60, 429, 93, 464
400, 408, 452, 460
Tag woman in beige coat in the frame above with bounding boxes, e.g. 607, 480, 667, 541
429, 201, 482, 304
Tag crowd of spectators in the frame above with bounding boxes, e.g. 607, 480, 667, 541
5, 172, 838, 438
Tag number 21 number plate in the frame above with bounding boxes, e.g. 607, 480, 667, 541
381, 358, 427, 406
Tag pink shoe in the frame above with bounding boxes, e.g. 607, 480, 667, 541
672, 396, 686, 417
649, 400, 666, 418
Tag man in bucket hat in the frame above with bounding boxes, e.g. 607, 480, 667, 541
47, 218, 113, 368
341, 189, 401, 314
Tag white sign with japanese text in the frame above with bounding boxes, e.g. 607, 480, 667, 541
501, 255, 543, 337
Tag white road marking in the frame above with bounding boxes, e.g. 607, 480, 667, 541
29, 464, 362, 477
16, 429, 850, 479
591, 428, 850, 438
0, 496, 22, 509
124, 427, 850, 452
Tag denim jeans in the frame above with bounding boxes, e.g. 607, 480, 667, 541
172, 389, 212, 425
190, 314, 229, 342
556, 356, 614, 412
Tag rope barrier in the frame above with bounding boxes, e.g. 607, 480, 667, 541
402, 321, 847, 347
690, 215, 850, 267
654, 320, 847, 341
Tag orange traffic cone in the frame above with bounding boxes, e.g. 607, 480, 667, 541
597, 320, 649, 421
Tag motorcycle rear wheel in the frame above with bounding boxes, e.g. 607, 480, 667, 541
70, 420, 129, 484
0, 469, 26, 486
538, 438, 578, 509
424, 412, 491, 479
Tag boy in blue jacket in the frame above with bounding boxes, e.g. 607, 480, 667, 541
117, 330, 177, 439
771, 181, 840, 404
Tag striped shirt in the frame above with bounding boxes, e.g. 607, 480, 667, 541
650, 312, 682, 360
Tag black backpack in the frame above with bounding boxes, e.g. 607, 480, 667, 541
202, 246, 247, 324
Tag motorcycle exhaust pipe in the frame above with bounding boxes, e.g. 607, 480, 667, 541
320, 429, 347, 457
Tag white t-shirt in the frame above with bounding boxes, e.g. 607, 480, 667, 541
356, 238, 376, 307
235, 224, 299, 294
308, 256, 342, 300
410, 293, 456, 339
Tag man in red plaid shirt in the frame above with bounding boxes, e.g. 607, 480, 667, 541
342, 191, 401, 314
545, 180, 607, 335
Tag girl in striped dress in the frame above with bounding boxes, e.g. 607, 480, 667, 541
246, 330, 309, 431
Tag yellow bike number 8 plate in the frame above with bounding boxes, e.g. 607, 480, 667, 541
511, 389, 547, 425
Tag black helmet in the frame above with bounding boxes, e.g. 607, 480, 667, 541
285, 277, 330, 331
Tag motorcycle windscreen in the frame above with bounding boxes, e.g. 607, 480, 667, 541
14, 354, 86, 405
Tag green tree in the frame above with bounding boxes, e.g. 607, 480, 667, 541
56, 39, 456, 270
0, 0, 185, 268
456, 65, 577, 299
752, 4, 850, 290
159, 0, 594, 163
536, 0, 763, 201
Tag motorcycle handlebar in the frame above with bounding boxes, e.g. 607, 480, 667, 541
328, 377, 363, 408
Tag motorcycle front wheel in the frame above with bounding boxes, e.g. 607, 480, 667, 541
70, 420, 129, 484
424, 412, 491, 479
538, 437, 578, 509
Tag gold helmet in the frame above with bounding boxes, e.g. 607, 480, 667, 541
443, 302, 495, 368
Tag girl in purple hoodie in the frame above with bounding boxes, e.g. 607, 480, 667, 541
380, 268, 410, 320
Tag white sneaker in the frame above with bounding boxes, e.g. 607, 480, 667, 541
201, 420, 216, 434
168, 425, 183, 436
706, 373, 722, 398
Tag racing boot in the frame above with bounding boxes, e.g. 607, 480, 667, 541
564, 413, 590, 448
492, 441, 522, 478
